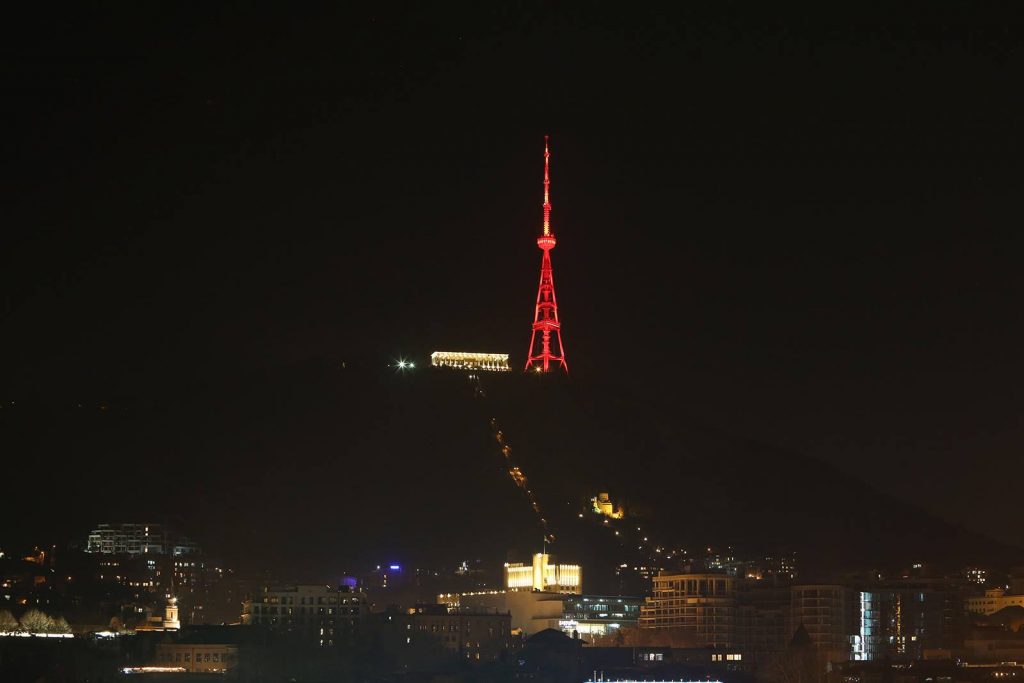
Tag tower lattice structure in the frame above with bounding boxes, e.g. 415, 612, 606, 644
525, 136, 568, 373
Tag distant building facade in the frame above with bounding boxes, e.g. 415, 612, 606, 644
394, 604, 513, 662
736, 583, 790, 665
591, 492, 624, 519
857, 583, 965, 660
86, 523, 200, 556
242, 584, 368, 647
966, 588, 1024, 616
790, 584, 858, 662
430, 351, 510, 372
639, 573, 737, 647
505, 554, 582, 594
446, 590, 642, 639
154, 642, 237, 672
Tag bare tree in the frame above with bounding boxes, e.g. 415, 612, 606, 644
0, 609, 20, 633
19, 609, 54, 633
51, 616, 72, 633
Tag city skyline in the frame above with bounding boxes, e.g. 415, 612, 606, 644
5, 6, 1024, 680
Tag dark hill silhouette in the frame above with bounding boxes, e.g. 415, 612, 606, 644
467, 371, 1023, 583
7, 357, 1019, 586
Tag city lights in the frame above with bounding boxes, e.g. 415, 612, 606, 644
6, 9, 1019, 683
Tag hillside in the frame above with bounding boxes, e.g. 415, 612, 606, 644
6, 359, 1019, 588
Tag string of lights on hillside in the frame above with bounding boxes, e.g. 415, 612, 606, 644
579, 505, 791, 580
576, 501, 683, 575
469, 373, 555, 543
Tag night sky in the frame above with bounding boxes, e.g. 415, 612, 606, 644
4, 4, 1024, 563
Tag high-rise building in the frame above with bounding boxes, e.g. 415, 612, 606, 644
173, 558, 242, 625
735, 583, 790, 665
856, 581, 965, 661
639, 573, 737, 647
790, 584, 858, 663
524, 136, 568, 373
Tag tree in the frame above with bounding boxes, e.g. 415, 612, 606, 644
51, 616, 71, 634
19, 609, 54, 633
0, 609, 20, 633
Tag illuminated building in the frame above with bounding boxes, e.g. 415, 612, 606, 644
966, 587, 1024, 616
364, 563, 408, 590
591, 492, 624, 519
733, 553, 797, 581
430, 351, 510, 372
242, 584, 367, 647
505, 553, 582, 594
582, 645, 743, 674
86, 523, 200, 556
136, 593, 181, 631
391, 604, 512, 662
856, 584, 965, 661
154, 643, 237, 673
172, 558, 241, 625
964, 567, 988, 585
639, 573, 737, 647
163, 595, 181, 630
443, 590, 642, 639
524, 136, 568, 373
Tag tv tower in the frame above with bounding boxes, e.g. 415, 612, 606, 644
525, 136, 568, 373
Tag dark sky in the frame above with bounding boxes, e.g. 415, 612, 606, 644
3, 4, 1024, 558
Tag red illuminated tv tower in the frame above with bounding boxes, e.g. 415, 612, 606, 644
525, 136, 568, 373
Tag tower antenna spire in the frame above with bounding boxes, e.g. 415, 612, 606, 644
525, 135, 568, 373
543, 135, 551, 237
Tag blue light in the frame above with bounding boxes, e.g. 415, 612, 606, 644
389, 565, 401, 571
